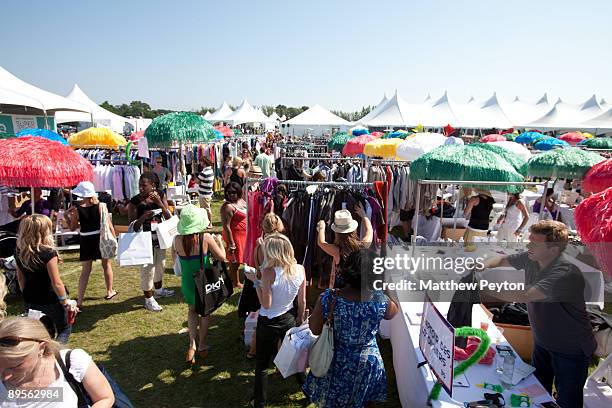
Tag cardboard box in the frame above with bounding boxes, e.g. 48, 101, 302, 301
482, 304, 533, 362
442, 227, 466, 242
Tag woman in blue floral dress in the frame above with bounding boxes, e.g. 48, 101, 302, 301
303, 250, 398, 407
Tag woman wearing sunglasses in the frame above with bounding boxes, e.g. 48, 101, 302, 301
0, 317, 114, 407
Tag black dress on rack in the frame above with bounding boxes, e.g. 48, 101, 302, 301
78, 204, 102, 261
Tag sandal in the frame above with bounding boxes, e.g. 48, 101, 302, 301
104, 291, 118, 300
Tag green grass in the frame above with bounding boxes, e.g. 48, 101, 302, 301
6, 197, 400, 408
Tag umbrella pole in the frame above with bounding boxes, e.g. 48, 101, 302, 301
43, 110, 50, 130
411, 182, 422, 256
31, 186, 35, 215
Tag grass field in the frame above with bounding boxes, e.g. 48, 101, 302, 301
6, 198, 400, 408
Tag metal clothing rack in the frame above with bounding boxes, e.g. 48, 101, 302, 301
367, 159, 410, 165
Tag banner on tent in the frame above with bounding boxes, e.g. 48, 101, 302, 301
419, 296, 455, 396
13, 116, 38, 133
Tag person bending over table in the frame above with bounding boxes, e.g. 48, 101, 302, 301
478, 220, 595, 408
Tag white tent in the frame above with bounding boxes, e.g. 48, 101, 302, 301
362, 90, 422, 127
454, 92, 513, 129
283, 104, 349, 136
420, 91, 459, 127
353, 94, 389, 125
268, 112, 281, 122
54, 84, 135, 133
579, 106, 612, 130
224, 100, 271, 126
207, 101, 233, 123
498, 93, 552, 127
600, 98, 609, 109
0, 86, 45, 114
526, 95, 603, 129
0, 66, 89, 115
203, 111, 212, 120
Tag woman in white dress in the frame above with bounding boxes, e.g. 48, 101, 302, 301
496, 193, 529, 242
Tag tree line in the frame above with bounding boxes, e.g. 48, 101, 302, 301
100, 101, 373, 122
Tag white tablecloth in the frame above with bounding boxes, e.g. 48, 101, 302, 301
390, 301, 556, 407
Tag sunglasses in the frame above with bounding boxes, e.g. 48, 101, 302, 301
0, 337, 43, 347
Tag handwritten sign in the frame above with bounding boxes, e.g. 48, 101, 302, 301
12, 116, 37, 133
419, 296, 455, 395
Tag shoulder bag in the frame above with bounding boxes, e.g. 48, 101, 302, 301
308, 289, 337, 377
193, 233, 234, 316
99, 203, 118, 259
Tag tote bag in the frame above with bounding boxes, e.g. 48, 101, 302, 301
274, 323, 314, 378
156, 215, 179, 250
99, 203, 118, 259
193, 233, 233, 316
118, 231, 153, 266
308, 290, 337, 377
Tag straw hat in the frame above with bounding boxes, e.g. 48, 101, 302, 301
177, 204, 209, 235
72, 181, 97, 198
474, 188, 493, 199
331, 210, 358, 234
249, 165, 263, 177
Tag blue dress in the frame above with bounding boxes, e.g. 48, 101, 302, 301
303, 289, 389, 407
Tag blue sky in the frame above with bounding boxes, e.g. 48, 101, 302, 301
2, 0, 611, 111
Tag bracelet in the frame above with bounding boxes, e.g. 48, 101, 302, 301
57, 295, 67, 302
253, 279, 262, 289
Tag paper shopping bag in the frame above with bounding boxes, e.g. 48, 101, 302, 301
156, 215, 179, 250
274, 323, 314, 378
118, 232, 153, 266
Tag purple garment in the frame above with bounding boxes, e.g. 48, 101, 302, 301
260, 177, 278, 194
532, 200, 558, 219
15, 199, 51, 217
367, 195, 384, 244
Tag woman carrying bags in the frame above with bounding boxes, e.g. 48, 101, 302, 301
65, 181, 116, 309
174, 205, 227, 365
245, 233, 306, 408
127, 172, 174, 312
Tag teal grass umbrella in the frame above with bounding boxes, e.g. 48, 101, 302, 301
145, 112, 215, 147
409, 144, 525, 193
527, 148, 605, 179
328, 132, 353, 152
469, 143, 528, 176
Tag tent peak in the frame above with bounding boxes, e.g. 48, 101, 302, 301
536, 93, 549, 105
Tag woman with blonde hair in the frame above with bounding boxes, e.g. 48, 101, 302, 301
0, 317, 114, 407
224, 156, 246, 187
65, 181, 116, 309
0, 273, 7, 320
245, 233, 306, 408
15, 215, 76, 343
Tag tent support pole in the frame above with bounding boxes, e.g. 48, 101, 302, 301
31, 186, 35, 215
43, 110, 49, 130
411, 182, 422, 256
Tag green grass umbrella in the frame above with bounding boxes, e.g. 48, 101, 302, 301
527, 148, 605, 179
145, 112, 215, 147
504, 133, 517, 141
328, 132, 352, 152
409, 144, 525, 193
582, 137, 612, 149
470, 143, 528, 176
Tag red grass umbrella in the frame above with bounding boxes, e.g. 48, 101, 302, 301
0, 136, 93, 188
370, 131, 385, 138
481, 134, 506, 143
558, 132, 585, 146
215, 125, 234, 137
342, 134, 377, 156
129, 130, 145, 141
575, 186, 612, 279
582, 158, 612, 193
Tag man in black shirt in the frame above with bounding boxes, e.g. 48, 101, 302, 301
481, 220, 595, 408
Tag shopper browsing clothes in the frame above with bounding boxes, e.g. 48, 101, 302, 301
127, 172, 174, 312
479, 220, 595, 408
245, 233, 306, 408
463, 188, 495, 242
65, 181, 117, 309
303, 250, 398, 407
15, 215, 77, 343
174, 205, 226, 365
220, 182, 247, 288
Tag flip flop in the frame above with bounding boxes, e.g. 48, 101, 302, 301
104, 292, 118, 300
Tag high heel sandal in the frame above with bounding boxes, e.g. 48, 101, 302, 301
185, 348, 196, 365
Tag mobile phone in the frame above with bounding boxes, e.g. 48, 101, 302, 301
495, 344, 513, 353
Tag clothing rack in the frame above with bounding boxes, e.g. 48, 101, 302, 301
367, 159, 410, 165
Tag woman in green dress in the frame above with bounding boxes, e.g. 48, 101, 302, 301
174, 205, 226, 365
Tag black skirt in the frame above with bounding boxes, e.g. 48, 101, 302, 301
79, 233, 102, 261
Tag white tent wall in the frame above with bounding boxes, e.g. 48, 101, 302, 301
282, 124, 349, 137
283, 104, 349, 136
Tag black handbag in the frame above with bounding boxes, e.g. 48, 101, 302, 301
193, 233, 234, 316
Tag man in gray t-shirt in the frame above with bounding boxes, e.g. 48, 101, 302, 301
482, 220, 595, 408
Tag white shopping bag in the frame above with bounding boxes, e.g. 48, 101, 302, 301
274, 323, 315, 378
118, 232, 153, 266
156, 215, 179, 250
